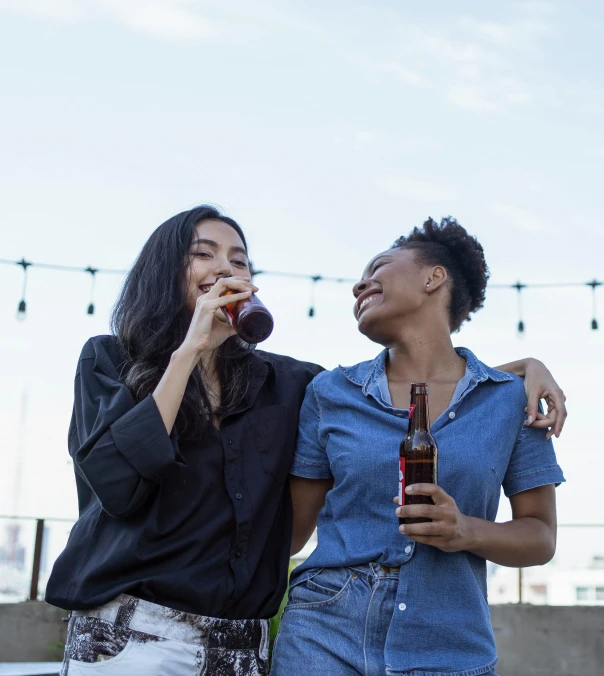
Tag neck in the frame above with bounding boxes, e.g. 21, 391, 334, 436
198, 348, 220, 388
386, 320, 464, 383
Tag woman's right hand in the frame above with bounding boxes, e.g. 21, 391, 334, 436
178, 276, 258, 361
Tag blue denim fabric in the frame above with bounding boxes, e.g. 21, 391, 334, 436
280, 348, 564, 675
271, 565, 499, 676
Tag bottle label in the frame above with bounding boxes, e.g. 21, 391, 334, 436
398, 456, 406, 506
408, 404, 416, 421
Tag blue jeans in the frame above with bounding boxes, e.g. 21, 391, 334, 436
271, 564, 499, 676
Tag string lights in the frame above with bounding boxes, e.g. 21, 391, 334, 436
512, 281, 526, 334
588, 279, 601, 331
0, 258, 602, 333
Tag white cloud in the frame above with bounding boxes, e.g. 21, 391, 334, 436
365, 7, 557, 114
98, 0, 217, 41
354, 130, 376, 146
374, 176, 459, 203
379, 62, 424, 87
459, 16, 551, 51
0, 0, 320, 42
514, 1, 557, 16
449, 86, 498, 112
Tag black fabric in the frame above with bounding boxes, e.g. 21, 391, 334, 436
45, 335, 322, 620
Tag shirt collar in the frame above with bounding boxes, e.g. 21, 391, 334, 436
339, 346, 514, 396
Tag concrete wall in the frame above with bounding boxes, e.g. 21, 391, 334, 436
0, 602, 603, 674
491, 605, 604, 676
0, 602, 67, 662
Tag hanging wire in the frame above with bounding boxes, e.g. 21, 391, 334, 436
308, 275, 322, 318
85, 267, 98, 315
512, 281, 526, 333
1, 258, 603, 329
15, 259, 32, 320
587, 279, 602, 330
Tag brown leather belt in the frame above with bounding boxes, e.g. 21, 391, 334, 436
380, 565, 401, 574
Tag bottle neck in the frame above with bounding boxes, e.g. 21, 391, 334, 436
409, 384, 430, 432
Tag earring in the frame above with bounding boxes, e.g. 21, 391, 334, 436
426, 283, 430, 288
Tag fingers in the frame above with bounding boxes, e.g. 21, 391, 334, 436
212, 290, 254, 308
404, 483, 452, 505
524, 397, 538, 427
205, 276, 257, 300
396, 503, 440, 521
523, 395, 567, 440
548, 390, 567, 438
399, 520, 443, 537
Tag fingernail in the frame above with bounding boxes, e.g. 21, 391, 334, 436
399, 526, 405, 534
395, 508, 401, 516
526, 415, 534, 425
406, 485, 413, 493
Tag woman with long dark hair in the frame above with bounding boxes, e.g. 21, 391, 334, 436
46, 206, 564, 675
272, 217, 565, 676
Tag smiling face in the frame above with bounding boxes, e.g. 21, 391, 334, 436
185, 219, 251, 314
353, 247, 440, 345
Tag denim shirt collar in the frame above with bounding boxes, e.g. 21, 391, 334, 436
339, 347, 514, 401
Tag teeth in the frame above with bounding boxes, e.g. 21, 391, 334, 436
359, 295, 377, 311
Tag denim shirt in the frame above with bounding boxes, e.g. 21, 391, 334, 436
290, 348, 564, 675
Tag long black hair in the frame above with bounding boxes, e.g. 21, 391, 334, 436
393, 217, 490, 332
111, 205, 254, 440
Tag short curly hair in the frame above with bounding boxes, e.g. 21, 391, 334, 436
392, 217, 490, 332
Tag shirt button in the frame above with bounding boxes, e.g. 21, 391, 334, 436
449, 411, 456, 419
235, 492, 243, 500
227, 438, 233, 445
398, 603, 407, 611
405, 545, 412, 554
235, 550, 241, 558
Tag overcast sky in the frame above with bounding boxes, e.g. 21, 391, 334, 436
0, 0, 603, 566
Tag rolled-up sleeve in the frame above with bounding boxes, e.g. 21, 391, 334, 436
502, 424, 565, 497
71, 339, 184, 519
290, 380, 332, 480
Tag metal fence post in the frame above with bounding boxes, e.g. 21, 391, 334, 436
29, 518, 45, 601
518, 566, 523, 604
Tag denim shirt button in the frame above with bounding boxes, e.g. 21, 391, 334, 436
449, 411, 456, 419
398, 603, 407, 611
405, 545, 412, 554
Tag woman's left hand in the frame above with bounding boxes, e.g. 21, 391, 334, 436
394, 484, 473, 553
523, 359, 567, 440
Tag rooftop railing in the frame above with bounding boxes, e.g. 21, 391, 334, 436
0, 516, 602, 605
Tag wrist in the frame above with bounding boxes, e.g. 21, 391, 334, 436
461, 515, 482, 553
171, 346, 201, 375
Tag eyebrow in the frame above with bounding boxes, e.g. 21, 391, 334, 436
190, 238, 248, 257
362, 254, 391, 278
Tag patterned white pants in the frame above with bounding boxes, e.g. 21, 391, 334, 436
61, 594, 270, 675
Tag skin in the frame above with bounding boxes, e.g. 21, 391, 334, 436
152, 219, 256, 433
291, 247, 560, 565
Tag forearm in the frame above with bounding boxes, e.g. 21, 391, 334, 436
463, 515, 555, 567
290, 476, 332, 556
494, 358, 531, 377
153, 348, 199, 434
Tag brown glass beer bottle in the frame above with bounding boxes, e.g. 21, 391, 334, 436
399, 383, 438, 525
223, 291, 274, 344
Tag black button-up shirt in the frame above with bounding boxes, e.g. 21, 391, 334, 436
45, 335, 322, 619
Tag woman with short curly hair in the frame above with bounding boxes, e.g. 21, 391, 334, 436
271, 217, 564, 676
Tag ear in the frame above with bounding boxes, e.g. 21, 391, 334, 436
425, 265, 448, 293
